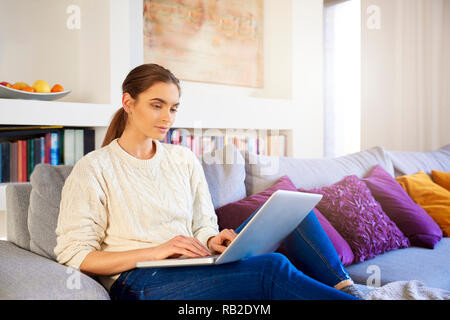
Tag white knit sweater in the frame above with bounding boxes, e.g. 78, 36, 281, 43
54, 138, 220, 290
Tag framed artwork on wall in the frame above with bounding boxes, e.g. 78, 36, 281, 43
143, 0, 264, 88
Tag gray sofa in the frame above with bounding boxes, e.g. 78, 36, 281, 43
1, 144, 449, 299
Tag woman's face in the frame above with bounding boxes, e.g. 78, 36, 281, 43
123, 81, 180, 141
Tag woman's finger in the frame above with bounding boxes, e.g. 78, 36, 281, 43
211, 243, 227, 254
227, 229, 237, 239
177, 236, 209, 256
190, 237, 210, 256
193, 238, 211, 255
222, 229, 237, 244
174, 246, 201, 258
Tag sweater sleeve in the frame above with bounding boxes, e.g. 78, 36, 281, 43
54, 161, 108, 270
190, 153, 220, 249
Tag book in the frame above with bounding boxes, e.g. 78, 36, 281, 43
59, 129, 64, 165
22, 140, 27, 182
40, 136, 45, 164
0, 142, 2, 182
63, 129, 75, 165
267, 135, 274, 156
44, 132, 51, 164
17, 140, 22, 182
258, 134, 267, 156
27, 139, 33, 181
279, 135, 286, 157
166, 129, 173, 144
34, 137, 42, 169
83, 129, 95, 155
11, 141, 18, 182
74, 129, 84, 163
171, 129, 180, 145
50, 132, 59, 165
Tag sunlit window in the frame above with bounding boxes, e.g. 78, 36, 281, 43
324, 0, 361, 158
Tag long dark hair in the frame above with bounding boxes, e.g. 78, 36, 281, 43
101, 63, 180, 147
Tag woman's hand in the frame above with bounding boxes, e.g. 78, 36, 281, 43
151, 235, 211, 260
207, 229, 238, 254
79, 235, 211, 276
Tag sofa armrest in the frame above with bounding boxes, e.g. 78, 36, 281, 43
0, 240, 110, 300
5, 183, 32, 250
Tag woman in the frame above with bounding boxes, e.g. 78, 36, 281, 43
54, 63, 364, 300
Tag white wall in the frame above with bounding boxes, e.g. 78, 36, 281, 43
290, 0, 324, 158
0, 0, 110, 104
0, 0, 325, 158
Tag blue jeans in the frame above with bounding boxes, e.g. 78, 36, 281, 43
236, 208, 352, 288
110, 210, 356, 300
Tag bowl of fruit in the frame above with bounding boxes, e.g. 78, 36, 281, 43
0, 80, 70, 101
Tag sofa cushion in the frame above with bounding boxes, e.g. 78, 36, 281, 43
299, 175, 410, 263
243, 146, 395, 197
346, 238, 450, 291
199, 144, 246, 209
396, 171, 450, 237
432, 170, 450, 192
0, 240, 110, 299
362, 165, 443, 249
28, 164, 74, 260
388, 144, 450, 177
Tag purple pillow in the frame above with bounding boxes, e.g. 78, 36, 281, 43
313, 208, 354, 266
362, 165, 443, 248
299, 175, 410, 263
215, 175, 355, 266
215, 175, 297, 231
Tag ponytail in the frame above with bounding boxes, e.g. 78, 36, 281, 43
101, 108, 128, 148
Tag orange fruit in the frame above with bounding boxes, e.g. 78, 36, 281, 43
51, 84, 64, 93
22, 86, 35, 92
12, 82, 29, 90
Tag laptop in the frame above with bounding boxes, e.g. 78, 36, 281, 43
135, 190, 322, 268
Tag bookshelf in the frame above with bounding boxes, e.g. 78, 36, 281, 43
165, 127, 292, 158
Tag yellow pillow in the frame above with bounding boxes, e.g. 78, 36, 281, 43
432, 170, 450, 192
396, 171, 450, 237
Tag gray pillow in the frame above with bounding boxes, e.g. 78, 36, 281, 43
198, 144, 246, 209
387, 144, 450, 177
28, 164, 73, 260
243, 146, 394, 196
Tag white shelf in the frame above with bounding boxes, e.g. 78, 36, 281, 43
0, 98, 117, 127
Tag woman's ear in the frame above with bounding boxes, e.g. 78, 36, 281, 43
122, 92, 134, 114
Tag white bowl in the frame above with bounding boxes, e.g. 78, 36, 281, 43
0, 85, 71, 101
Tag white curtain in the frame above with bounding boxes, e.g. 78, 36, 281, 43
361, 0, 450, 152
